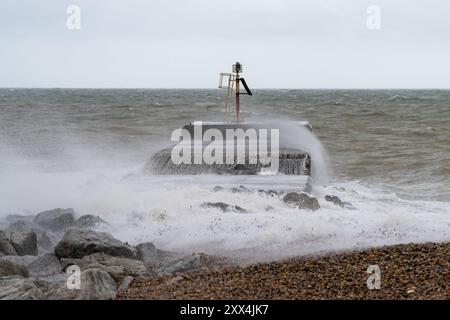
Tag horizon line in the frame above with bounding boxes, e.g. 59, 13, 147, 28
1, 87, 450, 90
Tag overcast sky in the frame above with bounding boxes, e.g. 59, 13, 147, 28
1, 0, 449, 88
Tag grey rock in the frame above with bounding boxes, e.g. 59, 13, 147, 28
258, 189, 279, 197
74, 215, 109, 230
325, 195, 345, 208
213, 185, 253, 193
155, 253, 209, 276
33, 273, 68, 294
136, 242, 158, 264
5, 219, 35, 234
10, 232, 38, 256
282, 192, 320, 211
28, 253, 62, 277
0, 230, 17, 256
60, 253, 148, 282
38, 273, 68, 284
0, 276, 45, 300
34, 208, 75, 232
0, 255, 37, 268
201, 202, 246, 213
0, 260, 30, 277
230, 185, 252, 194
37, 231, 61, 253
77, 268, 117, 300
156, 249, 182, 264
212, 186, 225, 192
201, 202, 228, 211
46, 268, 116, 300
54, 229, 137, 259
6, 220, 61, 254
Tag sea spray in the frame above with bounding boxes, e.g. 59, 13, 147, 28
254, 120, 330, 185
2, 158, 449, 264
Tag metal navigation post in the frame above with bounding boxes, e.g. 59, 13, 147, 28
218, 61, 252, 122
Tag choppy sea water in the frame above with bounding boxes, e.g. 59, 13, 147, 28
0, 89, 449, 261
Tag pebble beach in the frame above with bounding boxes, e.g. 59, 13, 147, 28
118, 242, 449, 300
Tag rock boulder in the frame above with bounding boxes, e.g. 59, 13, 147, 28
34, 208, 75, 232
282, 192, 320, 211
10, 231, 38, 256
201, 202, 246, 213
54, 229, 137, 259
136, 242, 158, 265
0, 255, 37, 268
325, 195, 345, 208
46, 268, 116, 300
6, 220, 61, 254
0, 276, 45, 300
28, 253, 62, 277
0, 260, 30, 277
74, 215, 109, 230
60, 253, 148, 282
0, 230, 17, 256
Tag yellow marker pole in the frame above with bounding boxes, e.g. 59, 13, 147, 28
235, 71, 240, 122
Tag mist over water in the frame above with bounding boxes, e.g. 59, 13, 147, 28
0, 89, 449, 262
275, 121, 329, 185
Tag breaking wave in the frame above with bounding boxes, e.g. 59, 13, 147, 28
0, 152, 448, 263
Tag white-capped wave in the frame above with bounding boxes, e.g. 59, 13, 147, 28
1, 165, 448, 263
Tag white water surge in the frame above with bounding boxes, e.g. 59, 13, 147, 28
0, 137, 448, 263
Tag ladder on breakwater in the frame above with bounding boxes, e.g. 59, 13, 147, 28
218, 61, 252, 123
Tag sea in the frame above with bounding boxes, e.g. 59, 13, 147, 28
0, 89, 449, 262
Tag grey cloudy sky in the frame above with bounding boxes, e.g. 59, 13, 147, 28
1, 0, 449, 88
